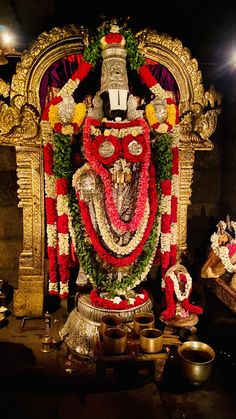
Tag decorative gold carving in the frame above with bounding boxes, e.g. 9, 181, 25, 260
204, 85, 222, 108
12, 147, 45, 316
0, 79, 10, 98
0, 99, 40, 145
178, 147, 195, 255
136, 29, 205, 112
11, 25, 88, 111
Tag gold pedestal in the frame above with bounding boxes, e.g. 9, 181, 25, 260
59, 293, 153, 358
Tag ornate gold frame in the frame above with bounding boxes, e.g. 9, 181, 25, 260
0, 25, 220, 316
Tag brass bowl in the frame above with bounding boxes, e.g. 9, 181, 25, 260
133, 311, 155, 334
139, 328, 163, 353
99, 314, 122, 336
178, 340, 215, 386
103, 327, 127, 354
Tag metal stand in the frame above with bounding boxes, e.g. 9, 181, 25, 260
40, 311, 56, 353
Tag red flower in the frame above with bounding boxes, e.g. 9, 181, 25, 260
122, 134, 147, 163
56, 178, 68, 195
58, 214, 69, 234
43, 144, 54, 175
90, 288, 149, 310
161, 179, 171, 195
161, 213, 171, 233
171, 196, 178, 223
45, 197, 57, 224
170, 244, 177, 265
54, 123, 63, 133
104, 33, 124, 44
93, 135, 121, 165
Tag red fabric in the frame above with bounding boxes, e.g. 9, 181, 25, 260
71, 60, 92, 81
138, 65, 157, 88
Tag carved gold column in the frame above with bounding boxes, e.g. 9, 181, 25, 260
178, 144, 195, 255
13, 146, 45, 317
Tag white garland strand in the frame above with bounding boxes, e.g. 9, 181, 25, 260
211, 232, 236, 273
165, 271, 192, 301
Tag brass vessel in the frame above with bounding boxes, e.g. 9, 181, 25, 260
133, 311, 155, 334
139, 328, 163, 353
178, 340, 215, 386
99, 314, 122, 336
103, 327, 127, 354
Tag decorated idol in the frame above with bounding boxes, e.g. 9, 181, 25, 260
41, 22, 180, 310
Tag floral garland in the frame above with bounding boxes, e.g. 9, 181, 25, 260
139, 64, 179, 133
76, 162, 158, 267
83, 117, 151, 233
161, 271, 203, 321
211, 232, 236, 273
166, 271, 192, 301
93, 191, 150, 255
40, 23, 181, 299
90, 288, 149, 310
145, 99, 179, 134
69, 187, 161, 297
48, 102, 87, 135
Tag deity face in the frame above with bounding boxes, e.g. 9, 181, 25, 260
100, 90, 129, 121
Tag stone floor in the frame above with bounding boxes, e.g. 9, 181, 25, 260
0, 284, 236, 419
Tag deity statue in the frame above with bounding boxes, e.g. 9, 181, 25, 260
41, 22, 180, 308
40, 21, 184, 353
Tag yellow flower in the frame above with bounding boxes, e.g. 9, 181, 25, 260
167, 104, 176, 126
61, 125, 74, 135
48, 105, 59, 127
131, 129, 138, 137
104, 129, 110, 136
145, 104, 157, 126
73, 103, 86, 127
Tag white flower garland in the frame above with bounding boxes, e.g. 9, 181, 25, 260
90, 125, 143, 138
211, 232, 236, 273
166, 271, 192, 301
93, 190, 150, 255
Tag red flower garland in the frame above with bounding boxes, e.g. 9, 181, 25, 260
90, 288, 149, 310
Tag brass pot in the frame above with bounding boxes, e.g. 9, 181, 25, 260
99, 314, 122, 336
133, 311, 155, 334
139, 328, 163, 353
178, 340, 215, 386
103, 327, 127, 354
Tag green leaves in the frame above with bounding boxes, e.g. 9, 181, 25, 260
121, 29, 145, 70
54, 134, 73, 179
